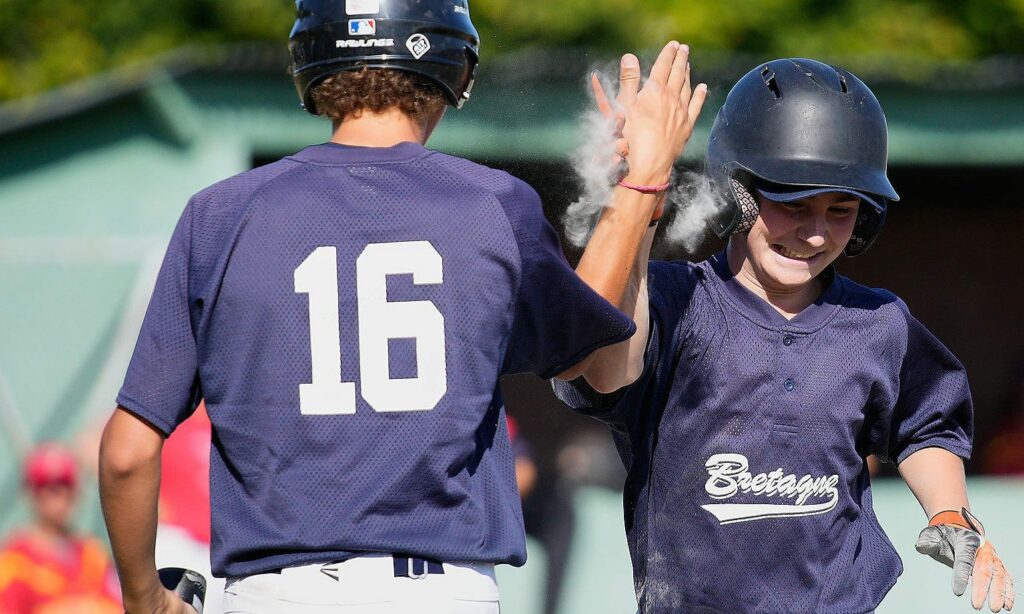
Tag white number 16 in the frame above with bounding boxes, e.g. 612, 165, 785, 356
293, 241, 447, 415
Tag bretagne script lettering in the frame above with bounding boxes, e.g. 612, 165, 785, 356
701, 453, 840, 524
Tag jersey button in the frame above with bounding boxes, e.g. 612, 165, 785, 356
784, 378, 795, 392
783, 335, 795, 346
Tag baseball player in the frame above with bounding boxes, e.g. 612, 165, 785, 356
97, 1, 703, 611
555, 58, 1015, 612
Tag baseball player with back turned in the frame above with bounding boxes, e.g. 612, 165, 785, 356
555, 56, 1016, 612
96, 0, 706, 611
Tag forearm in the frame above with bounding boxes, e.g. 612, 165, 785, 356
99, 407, 165, 610
575, 189, 661, 306
557, 191, 659, 385
575, 219, 656, 391
898, 446, 969, 519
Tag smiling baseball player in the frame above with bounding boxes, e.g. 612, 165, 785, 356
556, 58, 1015, 613
95, 1, 707, 612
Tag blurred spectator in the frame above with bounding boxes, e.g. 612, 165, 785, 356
521, 425, 625, 614
507, 415, 538, 499
0, 443, 121, 613
866, 455, 882, 477
980, 364, 1024, 475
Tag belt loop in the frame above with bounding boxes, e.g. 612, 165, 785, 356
393, 555, 444, 579
409, 557, 427, 579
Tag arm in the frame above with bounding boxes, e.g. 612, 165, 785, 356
560, 220, 656, 391
559, 42, 706, 389
902, 450, 1015, 611
898, 446, 969, 518
99, 407, 191, 614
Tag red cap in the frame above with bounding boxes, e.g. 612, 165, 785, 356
23, 443, 78, 490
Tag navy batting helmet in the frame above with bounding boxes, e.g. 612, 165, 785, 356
705, 58, 900, 256
289, 0, 480, 114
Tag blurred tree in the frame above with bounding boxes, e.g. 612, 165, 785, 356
1, 0, 1023, 100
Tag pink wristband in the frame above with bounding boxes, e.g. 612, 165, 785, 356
617, 179, 671, 194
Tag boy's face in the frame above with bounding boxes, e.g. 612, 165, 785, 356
740, 192, 860, 290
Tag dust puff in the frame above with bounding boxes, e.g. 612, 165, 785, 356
662, 170, 728, 253
564, 70, 728, 251
563, 68, 625, 247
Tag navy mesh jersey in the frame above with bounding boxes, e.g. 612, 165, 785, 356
554, 253, 972, 613
118, 142, 635, 577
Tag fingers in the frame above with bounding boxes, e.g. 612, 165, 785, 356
975, 544, 1014, 612
647, 41, 680, 88
688, 83, 709, 125
666, 44, 690, 94
591, 72, 614, 119
952, 532, 980, 597
614, 137, 628, 161
972, 547, 993, 610
617, 53, 641, 109
682, 59, 692, 101
990, 563, 1008, 612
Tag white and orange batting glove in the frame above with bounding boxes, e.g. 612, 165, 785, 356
916, 508, 1015, 612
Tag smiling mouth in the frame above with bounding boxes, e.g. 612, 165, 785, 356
771, 244, 822, 261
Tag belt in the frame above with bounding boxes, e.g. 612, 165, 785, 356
267, 555, 445, 579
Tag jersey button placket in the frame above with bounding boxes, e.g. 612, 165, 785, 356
782, 335, 796, 391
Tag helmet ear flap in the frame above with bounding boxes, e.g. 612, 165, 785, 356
707, 163, 760, 238
844, 203, 887, 257
731, 178, 760, 234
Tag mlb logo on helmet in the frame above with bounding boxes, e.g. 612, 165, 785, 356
406, 34, 431, 59
348, 19, 376, 36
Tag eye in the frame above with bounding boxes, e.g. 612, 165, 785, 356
828, 206, 856, 217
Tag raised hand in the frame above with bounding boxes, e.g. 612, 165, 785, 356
617, 42, 707, 186
591, 42, 706, 184
916, 508, 1015, 612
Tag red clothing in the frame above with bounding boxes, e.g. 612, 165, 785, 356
159, 402, 212, 543
0, 531, 120, 614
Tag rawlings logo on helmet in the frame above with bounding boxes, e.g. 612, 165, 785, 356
335, 38, 394, 48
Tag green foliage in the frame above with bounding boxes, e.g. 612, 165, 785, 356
1, 0, 1023, 101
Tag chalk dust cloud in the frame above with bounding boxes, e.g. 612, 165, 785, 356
564, 68, 728, 255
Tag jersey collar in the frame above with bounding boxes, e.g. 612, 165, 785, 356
287, 141, 431, 165
707, 251, 846, 332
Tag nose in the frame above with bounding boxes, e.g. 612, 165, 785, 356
797, 213, 827, 248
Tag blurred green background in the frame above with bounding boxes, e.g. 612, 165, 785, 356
4, 0, 1024, 100
2, 2, 1024, 613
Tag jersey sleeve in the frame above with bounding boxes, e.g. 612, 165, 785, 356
500, 180, 636, 379
870, 301, 973, 464
552, 260, 696, 431
116, 203, 201, 436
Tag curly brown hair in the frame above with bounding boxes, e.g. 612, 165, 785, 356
310, 67, 447, 123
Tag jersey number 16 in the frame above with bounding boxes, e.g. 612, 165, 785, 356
294, 241, 447, 415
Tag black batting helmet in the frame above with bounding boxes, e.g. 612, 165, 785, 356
705, 58, 900, 257
289, 0, 480, 114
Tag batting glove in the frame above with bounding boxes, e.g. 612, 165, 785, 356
916, 507, 1015, 612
